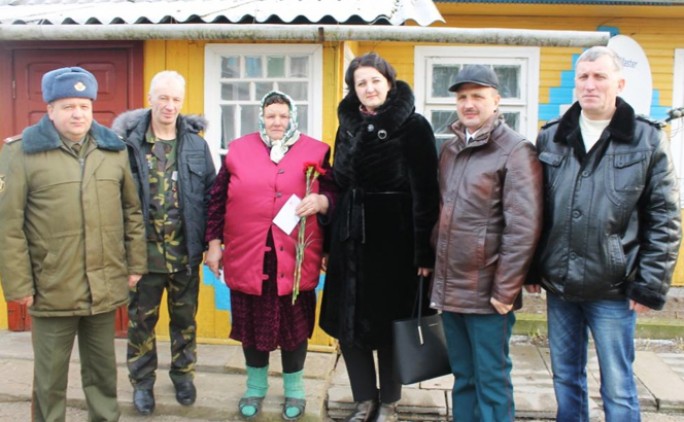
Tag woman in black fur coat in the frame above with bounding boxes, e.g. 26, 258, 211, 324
320, 53, 440, 422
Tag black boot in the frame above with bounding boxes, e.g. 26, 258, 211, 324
174, 380, 197, 406
133, 388, 155, 415
343, 399, 378, 422
374, 402, 399, 422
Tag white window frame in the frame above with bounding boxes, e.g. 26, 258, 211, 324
671, 49, 684, 207
414, 46, 540, 140
204, 44, 323, 170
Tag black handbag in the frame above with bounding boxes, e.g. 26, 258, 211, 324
392, 275, 451, 385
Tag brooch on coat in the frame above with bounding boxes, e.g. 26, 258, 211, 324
366, 124, 388, 140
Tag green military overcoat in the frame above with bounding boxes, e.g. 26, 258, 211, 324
0, 115, 147, 317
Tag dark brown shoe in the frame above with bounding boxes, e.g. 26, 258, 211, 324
343, 399, 378, 422
374, 402, 399, 422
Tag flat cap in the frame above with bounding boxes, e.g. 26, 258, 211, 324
42, 67, 98, 103
448, 64, 499, 92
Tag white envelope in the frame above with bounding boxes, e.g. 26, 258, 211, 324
273, 194, 302, 235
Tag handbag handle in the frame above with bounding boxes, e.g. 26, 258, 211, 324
413, 275, 427, 345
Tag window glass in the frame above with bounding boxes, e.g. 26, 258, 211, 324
256, 82, 276, 100
494, 65, 520, 99
290, 56, 309, 77
432, 65, 461, 98
245, 56, 263, 78
502, 112, 520, 131
416, 47, 538, 144
240, 105, 260, 135
206, 45, 322, 163
278, 82, 308, 101
267, 56, 286, 77
430, 109, 520, 139
431, 110, 456, 136
220, 105, 235, 149
221, 56, 239, 78
297, 104, 308, 133
221, 82, 250, 101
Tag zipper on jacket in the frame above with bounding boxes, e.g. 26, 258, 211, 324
126, 140, 150, 223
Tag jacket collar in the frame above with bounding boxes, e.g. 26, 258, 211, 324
337, 80, 415, 136
111, 108, 208, 144
450, 110, 503, 145
553, 97, 636, 145
22, 114, 125, 154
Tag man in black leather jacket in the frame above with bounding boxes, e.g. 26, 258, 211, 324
527, 46, 681, 422
112, 70, 216, 416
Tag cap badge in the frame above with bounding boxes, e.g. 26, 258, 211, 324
74, 81, 87, 92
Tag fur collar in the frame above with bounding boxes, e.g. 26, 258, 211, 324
337, 80, 415, 137
22, 115, 125, 154
553, 97, 636, 145
111, 108, 208, 138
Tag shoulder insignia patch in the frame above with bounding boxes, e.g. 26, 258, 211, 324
3, 134, 21, 144
0, 175, 5, 193
541, 118, 561, 130
636, 114, 665, 129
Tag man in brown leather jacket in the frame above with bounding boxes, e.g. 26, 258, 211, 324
431, 65, 543, 422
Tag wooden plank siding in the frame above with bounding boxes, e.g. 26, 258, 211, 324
342, 6, 684, 287
435, 4, 684, 286
139, 40, 342, 346
3, 4, 683, 337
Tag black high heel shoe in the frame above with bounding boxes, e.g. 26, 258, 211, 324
343, 399, 378, 422
375, 402, 399, 422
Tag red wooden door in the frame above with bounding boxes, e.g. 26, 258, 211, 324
2, 43, 143, 336
13, 48, 132, 129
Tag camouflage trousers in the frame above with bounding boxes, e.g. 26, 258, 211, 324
127, 271, 199, 389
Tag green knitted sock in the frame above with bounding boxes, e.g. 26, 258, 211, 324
283, 370, 305, 419
241, 365, 269, 417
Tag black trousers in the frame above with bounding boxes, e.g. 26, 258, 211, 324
340, 342, 401, 404
243, 340, 308, 373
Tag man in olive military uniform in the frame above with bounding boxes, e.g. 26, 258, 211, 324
112, 70, 216, 415
0, 67, 147, 422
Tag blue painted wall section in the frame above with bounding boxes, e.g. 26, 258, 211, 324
538, 25, 666, 123
202, 265, 326, 312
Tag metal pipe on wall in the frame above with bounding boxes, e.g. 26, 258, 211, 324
0, 23, 609, 47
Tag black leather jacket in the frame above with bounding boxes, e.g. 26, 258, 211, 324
113, 109, 216, 272
531, 98, 681, 310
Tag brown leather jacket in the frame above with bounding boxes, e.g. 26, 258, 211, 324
430, 113, 543, 314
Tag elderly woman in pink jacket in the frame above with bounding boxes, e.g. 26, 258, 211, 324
205, 91, 334, 421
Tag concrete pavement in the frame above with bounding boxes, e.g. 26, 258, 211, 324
0, 331, 684, 421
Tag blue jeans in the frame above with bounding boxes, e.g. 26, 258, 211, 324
442, 311, 516, 422
547, 292, 640, 422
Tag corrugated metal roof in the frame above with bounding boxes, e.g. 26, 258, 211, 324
0, 0, 444, 27
434, 0, 684, 4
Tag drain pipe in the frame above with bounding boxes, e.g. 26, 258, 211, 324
0, 23, 609, 47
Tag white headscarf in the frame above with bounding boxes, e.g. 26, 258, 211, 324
259, 90, 301, 163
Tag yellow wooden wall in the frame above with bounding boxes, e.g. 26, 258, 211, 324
3, 4, 684, 335
353, 5, 684, 286
140, 40, 345, 348
132, 18, 684, 345
433, 4, 684, 284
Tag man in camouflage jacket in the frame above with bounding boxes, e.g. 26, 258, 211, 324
112, 70, 216, 415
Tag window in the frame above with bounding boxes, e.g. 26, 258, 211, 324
204, 44, 323, 169
414, 47, 540, 151
671, 49, 684, 207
